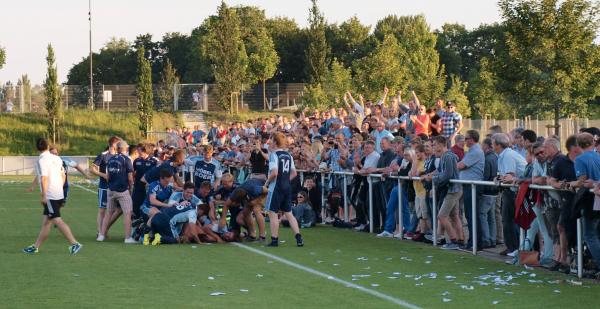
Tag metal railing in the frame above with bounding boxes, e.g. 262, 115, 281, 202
297, 169, 586, 278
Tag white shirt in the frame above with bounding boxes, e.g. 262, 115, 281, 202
363, 151, 381, 169
36, 151, 65, 200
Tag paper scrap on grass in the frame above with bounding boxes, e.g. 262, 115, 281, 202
460, 285, 475, 290
554, 290, 561, 293
333, 263, 340, 266
352, 274, 371, 278
443, 298, 452, 303
392, 272, 401, 275
415, 283, 424, 286
356, 257, 368, 261
493, 301, 500, 305
316, 260, 323, 264
240, 289, 249, 292
256, 274, 263, 278
73, 274, 80, 277
425, 261, 432, 264
210, 292, 226, 296
191, 245, 197, 249
387, 277, 398, 279
441, 291, 450, 296
400, 257, 413, 262
208, 276, 215, 280
327, 276, 334, 280
192, 284, 196, 287
371, 284, 380, 287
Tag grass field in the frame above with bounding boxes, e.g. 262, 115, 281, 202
1, 176, 598, 308
0, 110, 182, 156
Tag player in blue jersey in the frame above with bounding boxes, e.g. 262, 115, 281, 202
141, 149, 185, 190
189, 144, 222, 194
140, 169, 175, 219
142, 182, 198, 245
131, 144, 158, 219
218, 177, 268, 242
90, 136, 122, 236
264, 132, 303, 247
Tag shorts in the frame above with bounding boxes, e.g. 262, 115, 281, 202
558, 198, 574, 227
415, 195, 428, 219
43, 199, 65, 219
150, 213, 173, 238
229, 205, 243, 231
141, 204, 152, 215
98, 189, 108, 209
108, 190, 133, 213
438, 190, 462, 218
543, 203, 561, 243
265, 188, 292, 213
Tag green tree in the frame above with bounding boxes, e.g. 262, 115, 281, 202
237, 6, 279, 109
266, 17, 307, 82
156, 59, 179, 112
323, 58, 352, 105
207, 2, 248, 113
301, 83, 328, 111
445, 75, 471, 118
44, 44, 61, 144
498, 0, 600, 133
327, 17, 373, 69
353, 35, 405, 100
467, 58, 511, 119
373, 14, 445, 104
20, 74, 32, 112
186, 16, 218, 83
0, 45, 5, 70
305, 0, 329, 84
136, 47, 153, 137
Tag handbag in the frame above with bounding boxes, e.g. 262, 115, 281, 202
518, 239, 539, 266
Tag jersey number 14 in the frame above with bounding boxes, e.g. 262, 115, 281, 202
280, 159, 290, 173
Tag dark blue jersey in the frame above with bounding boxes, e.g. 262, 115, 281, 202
193, 158, 222, 187
268, 150, 295, 191
93, 151, 113, 189
144, 160, 177, 184
133, 157, 157, 188
107, 154, 133, 192
160, 204, 196, 219
144, 180, 174, 208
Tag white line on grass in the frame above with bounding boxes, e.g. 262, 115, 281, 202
233, 242, 421, 309
70, 185, 420, 308
71, 183, 97, 194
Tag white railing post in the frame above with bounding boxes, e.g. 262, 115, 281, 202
471, 183, 478, 255
577, 218, 583, 278
343, 174, 349, 222
368, 176, 373, 233
432, 183, 437, 247
299, 171, 304, 187
398, 178, 403, 239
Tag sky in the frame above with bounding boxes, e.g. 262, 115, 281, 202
0, 0, 503, 85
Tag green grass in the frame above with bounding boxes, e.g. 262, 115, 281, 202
0, 110, 182, 156
0, 176, 598, 308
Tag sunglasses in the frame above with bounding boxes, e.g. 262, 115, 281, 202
534, 151, 544, 156
297, 196, 304, 199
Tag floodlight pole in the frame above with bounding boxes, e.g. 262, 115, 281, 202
88, 0, 94, 110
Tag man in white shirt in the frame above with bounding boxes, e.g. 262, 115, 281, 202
23, 138, 82, 255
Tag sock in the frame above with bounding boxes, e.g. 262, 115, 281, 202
451, 238, 457, 244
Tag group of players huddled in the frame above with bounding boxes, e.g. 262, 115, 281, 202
90, 132, 304, 248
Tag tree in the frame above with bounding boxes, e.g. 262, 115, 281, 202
0, 45, 5, 70
445, 75, 471, 118
161, 32, 191, 81
207, 2, 248, 112
353, 35, 405, 100
20, 74, 32, 112
373, 14, 445, 104
186, 16, 218, 83
44, 44, 61, 144
237, 6, 279, 109
67, 37, 136, 85
327, 17, 373, 70
323, 58, 352, 105
467, 58, 511, 119
266, 17, 307, 82
498, 0, 600, 134
301, 83, 328, 111
305, 0, 329, 84
156, 59, 179, 112
136, 47, 153, 137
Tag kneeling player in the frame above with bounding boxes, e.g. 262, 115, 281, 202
218, 177, 267, 242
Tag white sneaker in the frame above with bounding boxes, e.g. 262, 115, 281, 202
354, 224, 366, 231
393, 232, 403, 239
124, 238, 137, 244
96, 234, 105, 242
507, 249, 518, 257
376, 231, 393, 238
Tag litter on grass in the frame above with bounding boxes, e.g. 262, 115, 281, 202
387, 277, 398, 279
443, 298, 452, 303
554, 290, 561, 293
352, 274, 371, 278
256, 274, 263, 278
210, 292, 226, 296
356, 257, 369, 261
441, 291, 450, 296
493, 301, 500, 305
460, 285, 475, 290
371, 284, 380, 287
240, 289, 249, 292
208, 276, 215, 280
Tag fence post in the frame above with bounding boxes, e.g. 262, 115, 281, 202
203, 83, 208, 111
368, 176, 373, 233
471, 183, 478, 255
577, 218, 583, 278
398, 178, 403, 239
343, 174, 349, 222
321, 172, 326, 224
432, 183, 437, 247
277, 82, 280, 110
173, 84, 178, 112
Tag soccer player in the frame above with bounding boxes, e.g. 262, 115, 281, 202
90, 136, 121, 236
210, 173, 235, 224
190, 145, 222, 192
264, 132, 304, 247
141, 169, 175, 218
142, 182, 198, 245
23, 138, 82, 255
98, 141, 136, 243
132, 144, 158, 219
142, 149, 185, 190
218, 177, 267, 242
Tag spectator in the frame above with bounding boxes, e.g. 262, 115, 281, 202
479, 137, 498, 248
440, 101, 463, 143
372, 120, 394, 154
451, 134, 465, 161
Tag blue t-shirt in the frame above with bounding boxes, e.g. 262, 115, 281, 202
144, 180, 174, 208
168, 192, 201, 208
107, 154, 133, 192
160, 204, 196, 219
268, 150, 295, 192
575, 150, 600, 181
133, 157, 158, 188
144, 160, 177, 184
93, 151, 113, 189
193, 158, 222, 187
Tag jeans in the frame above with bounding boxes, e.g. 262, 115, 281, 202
525, 206, 553, 261
478, 194, 497, 246
583, 216, 600, 268
463, 184, 479, 246
383, 185, 411, 233
502, 190, 519, 252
